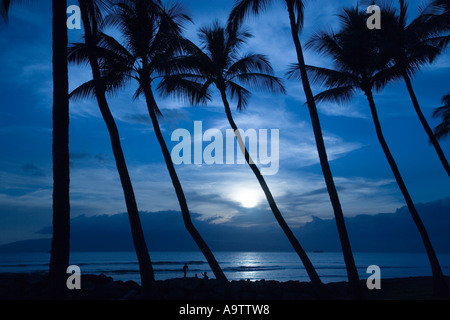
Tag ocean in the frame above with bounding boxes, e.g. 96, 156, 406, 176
1, 251, 449, 284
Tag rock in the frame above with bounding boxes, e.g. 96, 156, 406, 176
0, 273, 446, 300
121, 288, 140, 300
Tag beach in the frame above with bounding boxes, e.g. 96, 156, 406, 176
1, 272, 449, 300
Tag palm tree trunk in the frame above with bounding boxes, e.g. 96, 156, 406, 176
402, 72, 450, 177
78, 0, 155, 293
285, 3, 361, 296
49, 0, 70, 298
365, 89, 449, 297
141, 81, 228, 283
218, 86, 325, 294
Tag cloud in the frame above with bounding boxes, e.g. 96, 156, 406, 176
69, 151, 112, 168
316, 102, 368, 119
0, 152, 399, 230
22, 163, 45, 177
70, 152, 90, 160
3, 196, 450, 253
215, 99, 364, 168
0, 5, 53, 110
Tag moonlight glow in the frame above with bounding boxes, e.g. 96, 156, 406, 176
233, 189, 262, 208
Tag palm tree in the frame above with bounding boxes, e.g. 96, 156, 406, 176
1, 0, 71, 298
378, 0, 450, 177
69, 0, 155, 294
49, 0, 71, 299
433, 93, 450, 140
229, 0, 361, 296
78, 0, 228, 283
302, 6, 449, 297
167, 21, 326, 295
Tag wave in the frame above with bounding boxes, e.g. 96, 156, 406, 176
76, 260, 207, 267
153, 261, 207, 265
77, 262, 137, 267
101, 268, 205, 275
224, 265, 285, 272
0, 263, 49, 268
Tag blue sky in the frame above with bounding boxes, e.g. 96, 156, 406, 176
0, 0, 449, 245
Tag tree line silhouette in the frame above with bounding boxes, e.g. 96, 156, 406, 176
1, 0, 449, 299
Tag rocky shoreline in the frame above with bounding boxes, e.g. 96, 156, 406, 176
0, 272, 449, 300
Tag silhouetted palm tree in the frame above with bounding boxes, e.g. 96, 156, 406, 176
378, 0, 450, 177
167, 21, 326, 294
229, 0, 361, 296
303, 6, 449, 297
49, 0, 71, 299
75, 0, 228, 283
69, 0, 155, 294
433, 93, 450, 140
1, 0, 71, 298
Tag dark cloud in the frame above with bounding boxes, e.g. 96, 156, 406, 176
22, 163, 45, 177
69, 152, 111, 167
70, 152, 90, 160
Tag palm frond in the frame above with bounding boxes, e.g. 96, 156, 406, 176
225, 22, 253, 61
228, 0, 273, 30
157, 74, 210, 105
155, 54, 201, 76
198, 21, 227, 67
443, 93, 450, 106
0, 0, 11, 21
306, 31, 345, 64
161, 1, 192, 32
0, 0, 33, 22
433, 93, 450, 118
69, 72, 131, 101
398, 0, 409, 29
288, 63, 356, 89
147, 3, 192, 62
226, 53, 273, 80
192, 20, 283, 112
132, 85, 144, 101
434, 121, 450, 140
68, 42, 91, 66
80, 0, 113, 33
374, 0, 450, 77
69, 80, 97, 101
433, 105, 450, 119
97, 32, 135, 63
289, 0, 305, 32
227, 80, 251, 111
233, 72, 286, 95
430, 87, 449, 140
314, 86, 357, 104
372, 66, 402, 92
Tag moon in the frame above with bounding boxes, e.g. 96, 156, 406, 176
234, 189, 262, 208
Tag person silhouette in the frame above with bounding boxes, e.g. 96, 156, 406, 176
182, 263, 188, 278
202, 272, 209, 280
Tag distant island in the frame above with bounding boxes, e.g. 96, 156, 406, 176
1, 197, 449, 254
